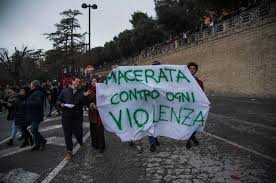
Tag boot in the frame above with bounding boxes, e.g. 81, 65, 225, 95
65, 151, 73, 160
191, 135, 199, 146
186, 140, 192, 149
155, 139, 160, 146
40, 139, 47, 151
6, 139, 13, 146
31, 145, 40, 151
150, 144, 156, 152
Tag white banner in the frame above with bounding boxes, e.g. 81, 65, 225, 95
96, 65, 210, 141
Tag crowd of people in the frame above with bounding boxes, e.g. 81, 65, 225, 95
0, 61, 204, 160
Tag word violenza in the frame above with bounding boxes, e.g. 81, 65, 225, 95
109, 105, 205, 130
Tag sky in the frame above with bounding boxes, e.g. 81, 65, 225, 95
0, 0, 156, 53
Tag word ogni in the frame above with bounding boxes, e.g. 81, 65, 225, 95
110, 88, 196, 104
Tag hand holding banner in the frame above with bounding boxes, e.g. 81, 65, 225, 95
96, 65, 210, 141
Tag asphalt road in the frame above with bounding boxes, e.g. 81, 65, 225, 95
0, 96, 275, 183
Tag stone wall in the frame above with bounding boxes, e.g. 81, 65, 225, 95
98, 20, 276, 98
142, 21, 276, 97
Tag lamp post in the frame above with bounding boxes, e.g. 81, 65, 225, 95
81, 3, 97, 55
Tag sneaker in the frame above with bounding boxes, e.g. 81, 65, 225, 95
40, 139, 47, 151
65, 151, 73, 160
6, 139, 13, 146
186, 140, 191, 149
31, 145, 40, 151
150, 144, 156, 152
191, 136, 199, 146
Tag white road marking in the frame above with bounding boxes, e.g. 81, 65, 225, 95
204, 131, 276, 163
0, 118, 89, 145
0, 125, 90, 159
0, 136, 65, 159
41, 131, 91, 183
44, 117, 61, 123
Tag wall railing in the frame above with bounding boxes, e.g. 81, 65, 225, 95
95, 3, 275, 73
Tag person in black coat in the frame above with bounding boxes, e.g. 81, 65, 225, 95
26, 80, 47, 151
15, 87, 33, 148
57, 77, 91, 160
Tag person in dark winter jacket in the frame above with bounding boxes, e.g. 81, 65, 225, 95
26, 80, 47, 151
57, 77, 91, 160
15, 87, 33, 148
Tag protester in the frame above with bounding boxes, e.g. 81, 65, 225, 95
15, 87, 33, 148
0, 85, 4, 112
148, 60, 162, 152
47, 81, 61, 117
88, 77, 105, 153
57, 77, 91, 160
1, 87, 18, 146
186, 62, 204, 148
26, 80, 47, 151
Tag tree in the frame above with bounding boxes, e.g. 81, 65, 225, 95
130, 12, 166, 51
0, 47, 31, 83
154, 0, 242, 34
0, 47, 47, 83
44, 9, 86, 55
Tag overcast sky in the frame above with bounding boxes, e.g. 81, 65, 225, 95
0, 0, 156, 53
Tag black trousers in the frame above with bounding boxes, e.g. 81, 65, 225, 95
189, 131, 197, 141
62, 119, 83, 151
90, 123, 105, 150
20, 124, 32, 143
48, 103, 60, 115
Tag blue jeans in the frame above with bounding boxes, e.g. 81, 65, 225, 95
11, 120, 17, 143
31, 121, 45, 146
148, 136, 157, 145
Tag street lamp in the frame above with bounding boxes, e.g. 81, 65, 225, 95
82, 3, 97, 55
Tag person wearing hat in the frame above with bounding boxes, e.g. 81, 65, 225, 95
26, 80, 47, 151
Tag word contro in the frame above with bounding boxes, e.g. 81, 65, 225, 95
110, 88, 196, 104
105, 68, 191, 85
109, 105, 205, 130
